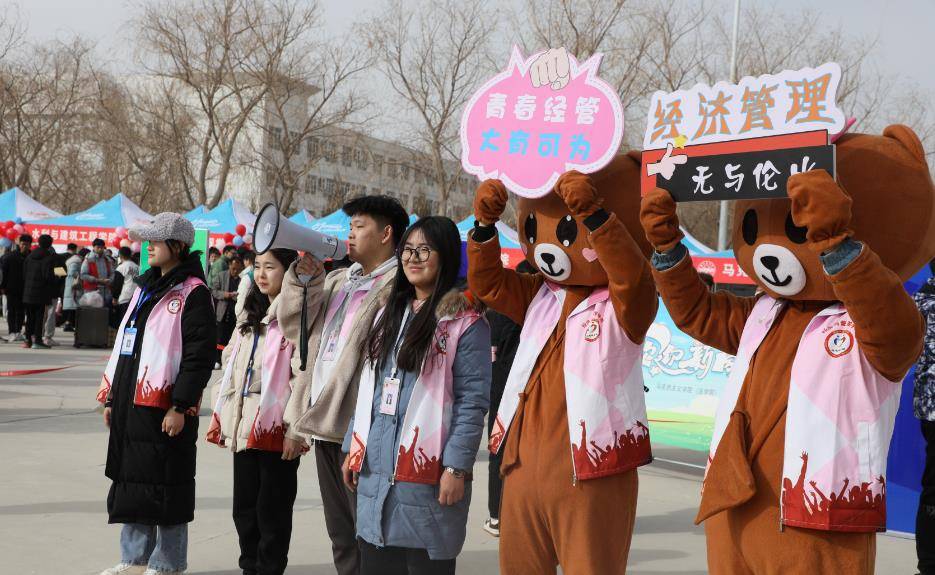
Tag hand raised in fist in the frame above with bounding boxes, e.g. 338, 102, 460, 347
787, 169, 853, 254
473, 179, 509, 226
554, 171, 601, 217
640, 188, 684, 253
530, 47, 571, 90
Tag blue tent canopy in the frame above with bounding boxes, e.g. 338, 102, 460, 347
288, 209, 316, 228
188, 198, 255, 234
184, 205, 207, 219
38, 193, 151, 228
0, 187, 62, 222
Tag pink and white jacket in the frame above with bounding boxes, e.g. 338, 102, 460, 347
709, 295, 902, 533
348, 301, 482, 485
490, 281, 652, 482
97, 276, 206, 412
207, 309, 297, 452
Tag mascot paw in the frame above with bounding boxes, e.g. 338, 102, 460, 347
473, 179, 508, 225
788, 170, 853, 253
555, 171, 601, 217
639, 187, 684, 252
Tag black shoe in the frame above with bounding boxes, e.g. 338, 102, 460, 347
63, 325, 75, 332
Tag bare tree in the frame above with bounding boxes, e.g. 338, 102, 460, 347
247, 2, 371, 212
0, 37, 98, 206
367, 0, 497, 217
134, 0, 282, 208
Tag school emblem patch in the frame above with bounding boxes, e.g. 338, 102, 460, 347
824, 329, 853, 358
166, 297, 183, 314
584, 316, 602, 342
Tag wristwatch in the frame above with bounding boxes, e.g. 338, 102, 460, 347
444, 466, 467, 479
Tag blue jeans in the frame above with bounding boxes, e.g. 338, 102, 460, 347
120, 523, 188, 572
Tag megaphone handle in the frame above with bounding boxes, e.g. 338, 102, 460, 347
299, 284, 309, 371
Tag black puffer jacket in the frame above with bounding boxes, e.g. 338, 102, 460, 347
22, 246, 57, 305
0, 248, 26, 298
105, 253, 216, 525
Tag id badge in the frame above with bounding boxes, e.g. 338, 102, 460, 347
321, 331, 339, 362
120, 327, 137, 356
380, 377, 401, 416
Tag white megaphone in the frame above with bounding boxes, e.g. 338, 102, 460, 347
253, 202, 347, 260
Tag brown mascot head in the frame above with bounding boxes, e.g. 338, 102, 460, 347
732, 124, 935, 301
517, 151, 653, 286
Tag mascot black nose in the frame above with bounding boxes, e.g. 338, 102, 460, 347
541, 252, 556, 265
760, 255, 779, 271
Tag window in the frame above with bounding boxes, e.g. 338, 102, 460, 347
374, 155, 385, 176
324, 142, 337, 163
401, 165, 410, 181
341, 145, 352, 167
354, 148, 367, 171
323, 178, 336, 194
387, 163, 397, 179
270, 127, 283, 151
306, 137, 320, 158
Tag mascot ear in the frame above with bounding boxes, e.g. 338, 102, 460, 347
884, 124, 927, 165
625, 150, 642, 166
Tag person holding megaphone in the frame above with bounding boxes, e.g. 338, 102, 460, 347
269, 196, 410, 575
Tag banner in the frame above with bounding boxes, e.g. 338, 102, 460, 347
641, 62, 845, 200
642, 300, 733, 451
460, 46, 624, 198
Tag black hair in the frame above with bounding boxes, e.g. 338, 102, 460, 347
239, 248, 298, 336
37, 234, 53, 249
239, 248, 256, 264
92, 238, 105, 247
164, 239, 191, 262
118, 246, 132, 260
18, 234, 32, 244
342, 195, 410, 248
208, 246, 220, 257
67, 243, 77, 252
222, 244, 236, 254
78, 247, 90, 257
366, 216, 460, 372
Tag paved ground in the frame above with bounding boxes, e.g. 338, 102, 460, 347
0, 326, 918, 574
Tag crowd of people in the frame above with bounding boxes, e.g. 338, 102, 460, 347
0, 234, 142, 348
89, 197, 522, 575
3, 188, 934, 575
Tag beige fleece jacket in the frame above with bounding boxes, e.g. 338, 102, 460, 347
278, 262, 396, 443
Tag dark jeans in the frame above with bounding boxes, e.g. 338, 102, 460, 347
488, 387, 504, 520
217, 317, 236, 364
23, 303, 46, 342
919, 420, 935, 575
316, 440, 360, 575
63, 309, 75, 327
233, 450, 300, 575
359, 539, 456, 575
5, 295, 24, 334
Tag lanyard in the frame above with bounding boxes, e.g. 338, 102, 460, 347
243, 332, 260, 398
127, 289, 154, 328
389, 305, 413, 379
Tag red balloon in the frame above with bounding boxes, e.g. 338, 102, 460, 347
3, 221, 13, 230
235, 224, 247, 236
111, 238, 122, 248
223, 232, 235, 244
6, 228, 19, 240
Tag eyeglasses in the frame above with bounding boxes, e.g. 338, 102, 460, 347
400, 245, 434, 262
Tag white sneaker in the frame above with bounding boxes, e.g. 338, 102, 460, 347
482, 517, 500, 537
43, 337, 59, 347
143, 569, 183, 575
100, 564, 145, 575
5, 333, 24, 342
213, 362, 221, 370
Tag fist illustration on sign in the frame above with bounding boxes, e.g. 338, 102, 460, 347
646, 143, 688, 181
530, 47, 571, 90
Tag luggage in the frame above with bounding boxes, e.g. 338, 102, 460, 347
74, 306, 110, 348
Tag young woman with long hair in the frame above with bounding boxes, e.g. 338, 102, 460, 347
341, 216, 491, 575
207, 248, 321, 575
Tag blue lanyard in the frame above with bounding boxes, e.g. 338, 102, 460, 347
243, 332, 260, 398
127, 289, 154, 328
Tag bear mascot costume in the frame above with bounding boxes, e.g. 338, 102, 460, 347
467, 152, 656, 575
640, 124, 935, 574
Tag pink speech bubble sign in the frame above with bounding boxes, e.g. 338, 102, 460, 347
460, 46, 624, 199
